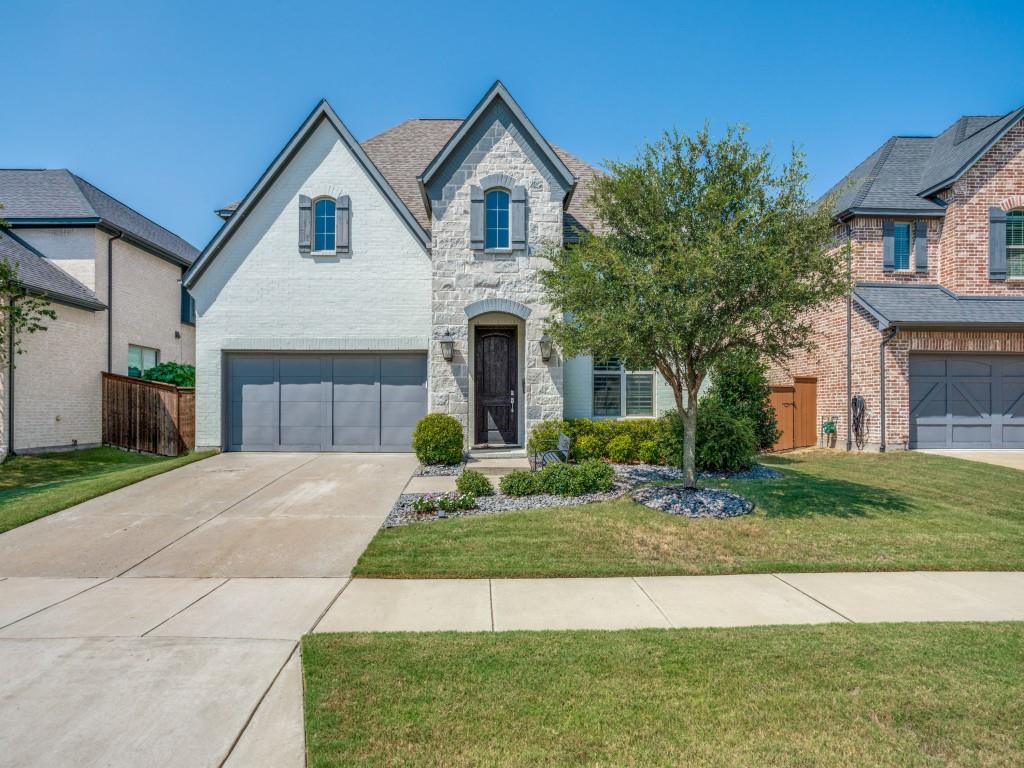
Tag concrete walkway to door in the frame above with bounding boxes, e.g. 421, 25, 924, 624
0, 451, 416, 768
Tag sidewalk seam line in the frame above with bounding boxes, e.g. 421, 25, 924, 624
140, 578, 230, 637
488, 579, 495, 632
0, 576, 116, 632
307, 577, 354, 634
771, 574, 856, 623
218, 640, 299, 768
632, 577, 675, 628
116, 455, 321, 577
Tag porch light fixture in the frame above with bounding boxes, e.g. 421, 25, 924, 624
439, 331, 455, 362
539, 334, 553, 362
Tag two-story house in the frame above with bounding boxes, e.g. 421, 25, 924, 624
0, 170, 199, 458
771, 105, 1024, 451
184, 82, 677, 453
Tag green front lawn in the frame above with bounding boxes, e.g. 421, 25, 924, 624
0, 446, 215, 533
303, 623, 1024, 767
355, 451, 1024, 577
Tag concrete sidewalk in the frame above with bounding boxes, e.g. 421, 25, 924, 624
314, 571, 1024, 632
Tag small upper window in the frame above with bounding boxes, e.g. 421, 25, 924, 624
893, 223, 910, 271
1008, 210, 1024, 279
128, 344, 159, 378
486, 189, 509, 249
314, 198, 336, 252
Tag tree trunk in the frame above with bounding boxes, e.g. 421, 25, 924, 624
682, 402, 697, 488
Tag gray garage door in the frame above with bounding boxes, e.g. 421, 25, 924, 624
909, 355, 1024, 448
226, 353, 427, 452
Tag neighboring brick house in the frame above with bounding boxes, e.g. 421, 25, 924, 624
185, 81, 676, 453
0, 170, 198, 457
770, 105, 1024, 450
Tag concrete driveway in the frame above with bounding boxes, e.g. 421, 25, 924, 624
0, 451, 416, 768
916, 449, 1024, 472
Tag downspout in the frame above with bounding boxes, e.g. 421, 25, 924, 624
845, 230, 853, 451
7, 296, 14, 457
106, 231, 122, 372
879, 326, 898, 453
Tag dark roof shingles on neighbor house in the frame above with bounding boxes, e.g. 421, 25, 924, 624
825, 106, 1024, 218
0, 169, 199, 265
854, 283, 1024, 328
220, 118, 604, 242
0, 230, 104, 309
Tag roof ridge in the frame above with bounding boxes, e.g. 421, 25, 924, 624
851, 137, 896, 208
954, 113, 1002, 145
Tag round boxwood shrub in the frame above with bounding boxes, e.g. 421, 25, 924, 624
636, 439, 660, 464
656, 410, 686, 468
411, 413, 464, 465
696, 401, 756, 473
573, 433, 603, 461
605, 434, 635, 463
456, 469, 494, 497
537, 459, 615, 496
499, 469, 539, 496
526, 419, 566, 455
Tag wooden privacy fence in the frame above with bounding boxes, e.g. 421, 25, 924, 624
769, 377, 817, 451
102, 373, 195, 456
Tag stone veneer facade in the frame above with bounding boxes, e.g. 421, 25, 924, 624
426, 100, 567, 447
769, 118, 1024, 450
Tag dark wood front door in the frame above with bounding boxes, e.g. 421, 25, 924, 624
474, 326, 517, 445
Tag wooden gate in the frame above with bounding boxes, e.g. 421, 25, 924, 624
102, 373, 195, 456
769, 378, 817, 451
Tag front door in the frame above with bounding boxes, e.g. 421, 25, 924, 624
474, 326, 517, 445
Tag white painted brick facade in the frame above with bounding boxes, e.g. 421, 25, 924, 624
189, 119, 431, 449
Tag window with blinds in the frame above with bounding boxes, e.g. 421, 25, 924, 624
1008, 210, 1024, 279
592, 358, 654, 417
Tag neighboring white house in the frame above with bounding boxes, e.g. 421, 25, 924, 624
0, 170, 198, 457
185, 81, 675, 453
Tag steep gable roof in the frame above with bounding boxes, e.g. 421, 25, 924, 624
416, 81, 577, 214
0, 169, 198, 266
825, 105, 1024, 219
0, 229, 104, 310
184, 100, 431, 289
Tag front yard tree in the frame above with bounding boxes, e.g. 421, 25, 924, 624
540, 126, 849, 487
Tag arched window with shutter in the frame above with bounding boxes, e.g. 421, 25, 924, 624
314, 197, 336, 252
485, 189, 510, 250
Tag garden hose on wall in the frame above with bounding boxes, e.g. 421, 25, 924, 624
851, 395, 866, 450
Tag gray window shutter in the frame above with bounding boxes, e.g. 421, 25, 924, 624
989, 207, 1007, 280
298, 195, 312, 253
470, 186, 484, 250
336, 195, 351, 254
914, 220, 928, 272
882, 220, 894, 272
511, 185, 527, 249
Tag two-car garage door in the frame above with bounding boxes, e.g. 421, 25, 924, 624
910, 355, 1024, 448
227, 353, 427, 452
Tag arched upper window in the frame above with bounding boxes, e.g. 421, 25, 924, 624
485, 189, 509, 249
314, 198, 336, 252
1009, 210, 1024, 279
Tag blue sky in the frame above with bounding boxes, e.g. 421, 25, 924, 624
3, 0, 1022, 248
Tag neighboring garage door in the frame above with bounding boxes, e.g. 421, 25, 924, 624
909, 354, 1024, 448
226, 353, 427, 452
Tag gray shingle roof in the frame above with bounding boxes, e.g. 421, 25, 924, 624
853, 283, 1024, 328
0, 229, 104, 310
824, 106, 1024, 218
0, 169, 199, 265
218, 118, 604, 242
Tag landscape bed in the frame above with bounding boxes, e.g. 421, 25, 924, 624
303, 622, 1024, 768
355, 450, 1024, 578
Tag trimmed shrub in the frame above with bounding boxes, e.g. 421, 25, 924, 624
143, 362, 195, 387
500, 470, 540, 496
656, 411, 686, 468
706, 349, 780, 452
573, 433, 603, 461
637, 439, 660, 464
605, 434, 634, 463
456, 469, 494, 497
526, 419, 567, 456
696, 400, 756, 472
411, 414, 464, 465
537, 459, 615, 496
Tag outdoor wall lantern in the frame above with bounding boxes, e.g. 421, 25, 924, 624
539, 334, 553, 362
439, 331, 455, 362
